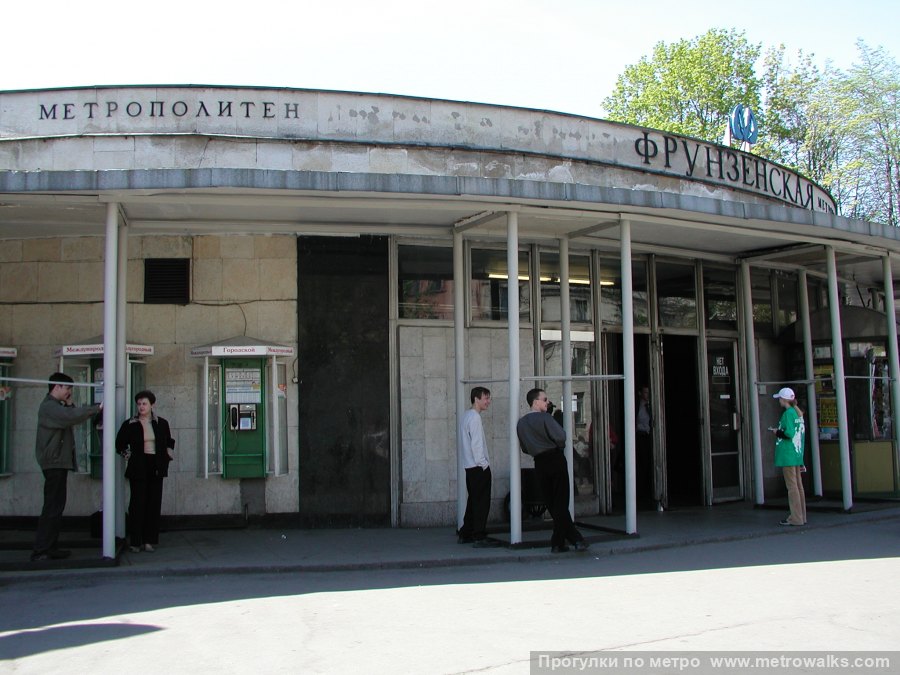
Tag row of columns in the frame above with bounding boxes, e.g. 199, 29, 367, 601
745, 247, 900, 513
457, 214, 900, 544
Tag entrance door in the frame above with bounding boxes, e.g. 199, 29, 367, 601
602, 333, 652, 512
661, 335, 703, 507
706, 339, 743, 501
297, 236, 391, 526
540, 337, 596, 500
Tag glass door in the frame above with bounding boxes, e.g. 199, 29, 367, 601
707, 339, 743, 501
540, 339, 596, 498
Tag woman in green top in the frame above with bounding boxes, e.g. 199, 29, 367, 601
772, 387, 806, 526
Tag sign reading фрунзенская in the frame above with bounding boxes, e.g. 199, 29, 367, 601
0, 86, 836, 213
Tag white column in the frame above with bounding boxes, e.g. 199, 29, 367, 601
507, 212, 522, 544
621, 220, 637, 534
559, 238, 574, 516
798, 271, 822, 495
882, 255, 900, 492
741, 261, 765, 504
826, 246, 853, 511
115, 216, 127, 538
453, 230, 467, 529
270, 355, 280, 474
101, 203, 119, 559
202, 357, 210, 479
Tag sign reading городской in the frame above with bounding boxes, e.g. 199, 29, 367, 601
0, 86, 836, 213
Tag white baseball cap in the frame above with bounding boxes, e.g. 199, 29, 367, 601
773, 387, 795, 401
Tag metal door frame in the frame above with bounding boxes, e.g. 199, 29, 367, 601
705, 337, 745, 503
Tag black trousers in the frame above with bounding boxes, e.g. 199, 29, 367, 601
636, 431, 654, 505
460, 466, 492, 540
129, 458, 164, 547
534, 450, 584, 548
33, 468, 69, 555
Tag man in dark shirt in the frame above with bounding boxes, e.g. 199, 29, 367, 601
32, 372, 102, 562
516, 388, 589, 553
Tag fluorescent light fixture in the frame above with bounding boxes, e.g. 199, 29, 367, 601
488, 273, 549, 281
488, 273, 592, 284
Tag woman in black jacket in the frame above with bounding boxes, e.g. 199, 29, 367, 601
115, 390, 175, 553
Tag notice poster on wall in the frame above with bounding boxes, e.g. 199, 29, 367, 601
818, 396, 839, 439
815, 364, 835, 394
225, 368, 262, 404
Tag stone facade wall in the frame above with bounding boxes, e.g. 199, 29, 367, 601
0, 233, 299, 517
398, 325, 534, 527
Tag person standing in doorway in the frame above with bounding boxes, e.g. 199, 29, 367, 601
32, 373, 102, 562
457, 386, 497, 547
772, 387, 807, 526
636, 384, 654, 508
517, 388, 589, 553
115, 390, 175, 552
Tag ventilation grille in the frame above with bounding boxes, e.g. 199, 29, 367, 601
144, 258, 190, 304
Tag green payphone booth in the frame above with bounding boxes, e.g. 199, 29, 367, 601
0, 347, 16, 475
192, 337, 293, 480
55, 339, 153, 478
221, 358, 267, 478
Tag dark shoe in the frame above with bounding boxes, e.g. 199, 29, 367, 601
457, 535, 475, 544
551, 544, 570, 553
472, 539, 502, 548
47, 549, 71, 559
30, 553, 49, 562
572, 540, 591, 552
779, 519, 800, 526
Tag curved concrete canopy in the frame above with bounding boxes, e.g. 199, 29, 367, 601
0, 86, 897, 287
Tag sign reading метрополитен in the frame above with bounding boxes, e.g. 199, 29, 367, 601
0, 87, 836, 213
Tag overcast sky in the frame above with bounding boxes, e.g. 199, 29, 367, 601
3, 0, 898, 119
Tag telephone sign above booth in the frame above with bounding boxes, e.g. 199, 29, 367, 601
54, 342, 154, 358
54, 337, 153, 478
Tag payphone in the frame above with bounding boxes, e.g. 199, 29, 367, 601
192, 337, 294, 479
229, 403, 258, 431
221, 359, 267, 478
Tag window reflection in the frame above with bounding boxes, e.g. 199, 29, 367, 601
704, 267, 737, 331
776, 273, 798, 332
470, 249, 531, 321
656, 262, 697, 329
398, 245, 454, 320
751, 270, 773, 337
540, 252, 592, 323
599, 259, 649, 327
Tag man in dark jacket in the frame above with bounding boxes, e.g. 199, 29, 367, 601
32, 372, 102, 561
516, 388, 589, 553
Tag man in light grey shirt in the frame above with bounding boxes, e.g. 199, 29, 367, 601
458, 386, 496, 547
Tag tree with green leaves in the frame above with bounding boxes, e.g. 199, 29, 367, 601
830, 42, 900, 227
602, 28, 762, 142
605, 32, 900, 227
